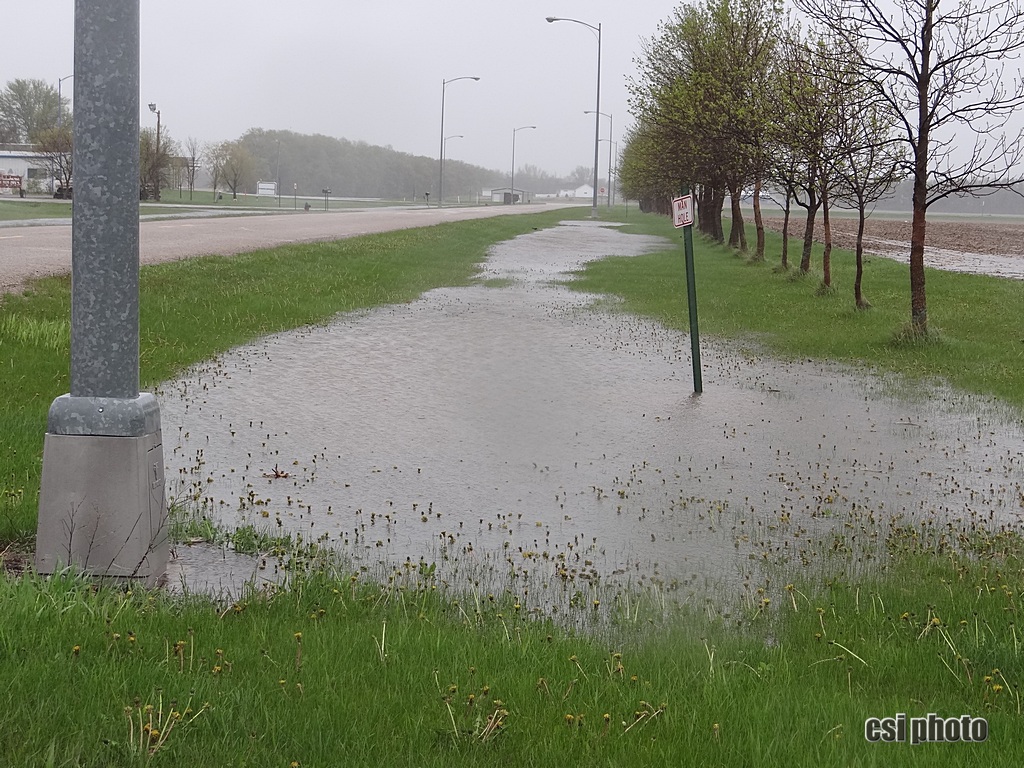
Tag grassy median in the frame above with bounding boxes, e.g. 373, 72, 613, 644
575, 212, 1024, 407
1, 208, 1022, 765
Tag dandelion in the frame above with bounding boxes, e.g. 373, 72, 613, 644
71, 645, 81, 657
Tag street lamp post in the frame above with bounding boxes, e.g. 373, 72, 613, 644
439, 76, 480, 208
53, 74, 74, 195
57, 74, 73, 129
585, 110, 613, 207
511, 125, 536, 204
147, 102, 160, 201
547, 16, 602, 219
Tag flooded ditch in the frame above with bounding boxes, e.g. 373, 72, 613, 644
158, 220, 1024, 609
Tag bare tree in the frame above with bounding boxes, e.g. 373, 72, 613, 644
206, 141, 227, 200
795, 0, 1024, 336
182, 136, 203, 201
33, 125, 73, 192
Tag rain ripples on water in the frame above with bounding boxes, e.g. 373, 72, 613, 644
159, 221, 1024, 607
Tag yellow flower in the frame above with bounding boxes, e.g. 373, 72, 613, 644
71, 645, 81, 656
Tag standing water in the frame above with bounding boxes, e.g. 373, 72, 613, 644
159, 221, 1024, 605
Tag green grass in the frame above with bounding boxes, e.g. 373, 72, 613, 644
571, 212, 1024, 408
0, 208, 587, 542
0, 199, 195, 221
0, 190, 432, 222
1, 514, 1021, 766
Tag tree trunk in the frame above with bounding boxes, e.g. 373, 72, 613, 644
727, 182, 746, 251
854, 203, 869, 310
799, 197, 817, 273
781, 194, 791, 270
821, 189, 832, 289
909, 196, 928, 334
753, 175, 765, 262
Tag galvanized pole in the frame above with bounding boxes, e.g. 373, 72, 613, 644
37, 0, 167, 585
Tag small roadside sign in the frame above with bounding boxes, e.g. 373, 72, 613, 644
672, 195, 693, 228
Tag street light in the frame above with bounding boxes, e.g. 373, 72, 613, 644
511, 125, 536, 205
57, 74, 73, 129
585, 110, 613, 207
439, 76, 480, 207
147, 102, 161, 201
53, 74, 73, 195
547, 16, 602, 219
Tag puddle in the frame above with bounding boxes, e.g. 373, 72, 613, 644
157, 221, 1024, 605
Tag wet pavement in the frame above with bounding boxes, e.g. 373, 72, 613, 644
159, 221, 1024, 602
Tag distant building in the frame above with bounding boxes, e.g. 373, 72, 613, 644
0, 145, 50, 193
556, 184, 595, 199
485, 186, 532, 205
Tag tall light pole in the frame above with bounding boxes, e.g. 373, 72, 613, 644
585, 110, 613, 207
57, 74, 74, 129
53, 74, 73, 196
439, 76, 479, 208
147, 102, 160, 201
511, 125, 536, 204
547, 16, 601, 219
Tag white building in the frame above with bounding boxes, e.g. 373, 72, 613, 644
0, 145, 53, 194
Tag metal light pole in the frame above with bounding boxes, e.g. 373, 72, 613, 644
147, 102, 160, 201
57, 74, 74, 129
511, 125, 536, 204
52, 74, 74, 195
547, 16, 601, 219
37, 0, 167, 586
438, 76, 479, 208
586, 110, 613, 207
276, 139, 281, 208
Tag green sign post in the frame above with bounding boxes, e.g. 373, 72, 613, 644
672, 188, 702, 393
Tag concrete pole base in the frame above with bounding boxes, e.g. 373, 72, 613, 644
36, 394, 168, 587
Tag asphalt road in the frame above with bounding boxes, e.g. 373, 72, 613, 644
0, 202, 582, 295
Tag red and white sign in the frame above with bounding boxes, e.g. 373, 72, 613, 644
672, 195, 693, 228
0, 174, 22, 189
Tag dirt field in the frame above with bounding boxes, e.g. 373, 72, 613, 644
760, 213, 1024, 259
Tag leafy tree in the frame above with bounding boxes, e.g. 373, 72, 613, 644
219, 140, 257, 199
0, 78, 63, 143
140, 127, 176, 200
794, 0, 1024, 336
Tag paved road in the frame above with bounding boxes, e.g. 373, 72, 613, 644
0, 202, 582, 295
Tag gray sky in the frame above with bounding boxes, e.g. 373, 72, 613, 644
4, 1, 679, 178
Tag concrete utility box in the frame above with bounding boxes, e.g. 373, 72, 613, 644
37, 394, 167, 585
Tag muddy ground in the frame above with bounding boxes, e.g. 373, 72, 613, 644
760, 213, 1024, 259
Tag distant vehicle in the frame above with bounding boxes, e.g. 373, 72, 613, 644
53, 186, 73, 199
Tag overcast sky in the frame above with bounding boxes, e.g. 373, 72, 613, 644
3, 1, 679, 178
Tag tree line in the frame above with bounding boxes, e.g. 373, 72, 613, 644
622, 0, 1024, 335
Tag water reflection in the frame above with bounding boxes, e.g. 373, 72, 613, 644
158, 221, 1024, 602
